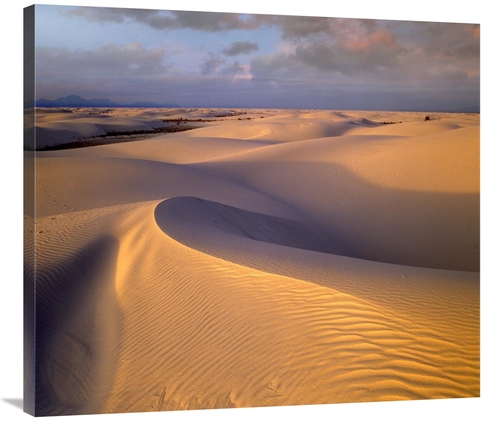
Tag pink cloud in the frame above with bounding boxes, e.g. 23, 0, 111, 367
344, 30, 400, 53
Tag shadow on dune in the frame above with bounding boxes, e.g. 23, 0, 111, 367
156, 159, 479, 273
32, 236, 121, 416
155, 196, 341, 256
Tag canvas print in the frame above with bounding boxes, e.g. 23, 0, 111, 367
23, 4, 480, 417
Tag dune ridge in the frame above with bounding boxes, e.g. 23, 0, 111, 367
29, 108, 480, 415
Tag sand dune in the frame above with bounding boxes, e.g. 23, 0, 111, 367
31, 108, 173, 149
27, 108, 480, 415
155, 196, 339, 254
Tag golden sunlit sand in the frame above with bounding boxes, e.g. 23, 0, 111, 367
25, 107, 479, 415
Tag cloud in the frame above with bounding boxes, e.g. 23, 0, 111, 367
200, 53, 226, 75
251, 28, 403, 81
200, 54, 253, 81
251, 17, 480, 85
424, 22, 480, 59
64, 7, 262, 32
222, 41, 259, 56
249, 18, 411, 83
63, 6, 335, 37
278, 16, 331, 39
389, 21, 479, 85
60, 4, 479, 84
168, 11, 258, 32
250, 52, 303, 81
220, 62, 253, 81
63, 6, 158, 24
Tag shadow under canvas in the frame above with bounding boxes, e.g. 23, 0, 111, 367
3, 398, 24, 410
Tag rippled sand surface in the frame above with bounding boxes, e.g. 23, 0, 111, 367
26, 108, 479, 415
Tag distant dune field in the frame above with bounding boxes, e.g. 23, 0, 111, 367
25, 108, 480, 415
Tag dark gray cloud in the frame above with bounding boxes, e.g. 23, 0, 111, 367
222, 41, 259, 56
169, 11, 257, 31
424, 22, 480, 60
63, 7, 159, 24
239, 14, 333, 39
64, 7, 262, 32
279, 16, 331, 39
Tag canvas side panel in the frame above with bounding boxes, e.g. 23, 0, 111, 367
23, 4, 36, 416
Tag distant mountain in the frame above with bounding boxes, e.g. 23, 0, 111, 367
35, 95, 178, 108
87, 98, 122, 107
36, 95, 121, 108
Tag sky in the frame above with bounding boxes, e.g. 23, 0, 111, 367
32, 4, 480, 111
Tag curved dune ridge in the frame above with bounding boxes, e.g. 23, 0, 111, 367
30, 108, 480, 415
154, 196, 340, 255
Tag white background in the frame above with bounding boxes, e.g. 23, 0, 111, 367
1, 1, 497, 420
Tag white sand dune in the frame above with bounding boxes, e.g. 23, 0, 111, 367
27, 108, 480, 416
178, 117, 353, 142
184, 125, 479, 272
31, 108, 173, 149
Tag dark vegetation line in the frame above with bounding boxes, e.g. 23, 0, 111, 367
35, 126, 197, 151
160, 116, 255, 124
